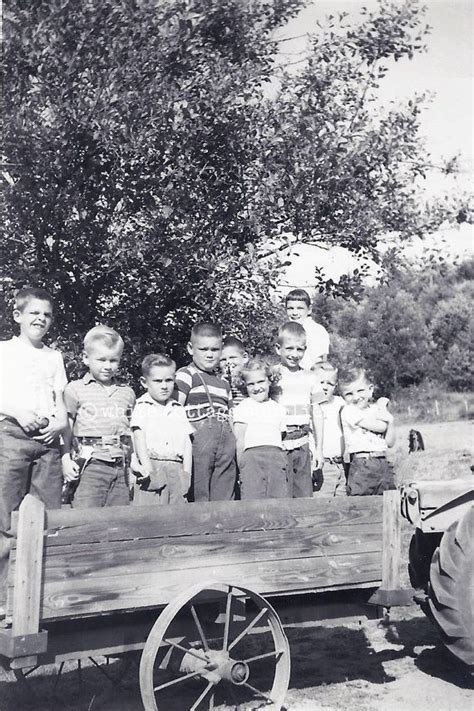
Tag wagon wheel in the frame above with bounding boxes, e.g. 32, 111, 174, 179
139, 582, 290, 710
427, 504, 474, 672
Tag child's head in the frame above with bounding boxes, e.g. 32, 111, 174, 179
13, 287, 55, 344
187, 322, 223, 373
141, 353, 176, 404
338, 366, 374, 409
220, 336, 248, 377
275, 322, 306, 370
239, 358, 280, 403
83, 325, 124, 384
285, 288, 312, 324
312, 362, 338, 401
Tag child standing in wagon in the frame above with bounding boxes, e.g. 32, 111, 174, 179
232, 358, 288, 500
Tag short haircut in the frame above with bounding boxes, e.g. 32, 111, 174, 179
285, 289, 311, 307
141, 353, 176, 377
222, 336, 246, 353
83, 325, 124, 354
239, 357, 281, 400
338, 366, 371, 387
312, 362, 338, 377
14, 287, 55, 312
277, 321, 306, 344
191, 322, 222, 341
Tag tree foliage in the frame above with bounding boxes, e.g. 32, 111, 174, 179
2, 0, 453, 376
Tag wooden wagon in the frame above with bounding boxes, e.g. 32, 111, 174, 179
0, 492, 399, 710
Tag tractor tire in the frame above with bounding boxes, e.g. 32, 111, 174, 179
427, 504, 474, 672
408, 529, 442, 591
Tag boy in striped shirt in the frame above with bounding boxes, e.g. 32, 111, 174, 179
174, 323, 236, 502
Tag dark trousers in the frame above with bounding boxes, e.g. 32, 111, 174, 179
346, 457, 396, 496
192, 418, 236, 502
285, 443, 313, 498
73, 458, 130, 508
0, 419, 62, 607
240, 446, 289, 500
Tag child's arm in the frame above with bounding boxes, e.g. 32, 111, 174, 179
132, 429, 153, 479
61, 415, 80, 482
182, 435, 192, 494
356, 414, 389, 434
233, 422, 247, 468
33, 389, 68, 445
0, 399, 42, 432
311, 403, 324, 470
383, 412, 396, 448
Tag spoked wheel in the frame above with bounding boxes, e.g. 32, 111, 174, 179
139, 582, 290, 710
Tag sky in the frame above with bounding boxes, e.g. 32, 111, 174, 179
272, 0, 473, 289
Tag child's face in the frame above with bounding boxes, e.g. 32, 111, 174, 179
220, 346, 247, 376
286, 299, 311, 324
315, 372, 337, 401
13, 298, 53, 343
83, 343, 122, 384
339, 376, 374, 409
141, 365, 175, 404
244, 369, 270, 403
188, 335, 222, 372
276, 334, 306, 370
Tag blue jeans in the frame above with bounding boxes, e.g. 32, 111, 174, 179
191, 418, 236, 501
0, 419, 62, 606
72, 457, 130, 508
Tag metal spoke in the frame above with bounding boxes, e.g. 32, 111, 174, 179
241, 680, 273, 703
52, 661, 65, 692
209, 691, 214, 710
190, 681, 214, 710
222, 587, 233, 651
228, 606, 268, 652
22, 665, 40, 678
163, 638, 210, 664
190, 604, 210, 652
242, 650, 283, 664
153, 669, 204, 692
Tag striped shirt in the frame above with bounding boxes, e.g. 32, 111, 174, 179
64, 372, 135, 459
275, 364, 325, 451
174, 363, 232, 422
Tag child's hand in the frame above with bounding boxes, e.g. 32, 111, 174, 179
33, 418, 64, 445
15, 409, 43, 433
62, 458, 80, 482
314, 449, 323, 470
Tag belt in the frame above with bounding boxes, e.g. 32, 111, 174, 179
76, 435, 130, 446
324, 456, 343, 464
351, 452, 386, 460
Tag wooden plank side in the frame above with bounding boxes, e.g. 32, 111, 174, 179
12, 495, 45, 636
42, 497, 383, 546
33, 525, 382, 584
39, 550, 382, 620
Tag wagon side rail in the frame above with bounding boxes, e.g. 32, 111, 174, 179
0, 495, 48, 664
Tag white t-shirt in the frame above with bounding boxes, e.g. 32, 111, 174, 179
0, 336, 67, 420
131, 393, 194, 461
321, 396, 345, 459
233, 398, 287, 450
341, 403, 387, 454
300, 317, 330, 370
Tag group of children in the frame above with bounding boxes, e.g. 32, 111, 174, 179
0, 287, 397, 532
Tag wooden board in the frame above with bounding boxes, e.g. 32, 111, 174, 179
7, 496, 384, 622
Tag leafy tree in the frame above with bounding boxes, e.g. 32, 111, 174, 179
2, 0, 454, 376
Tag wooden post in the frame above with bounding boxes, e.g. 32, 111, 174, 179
12, 495, 45, 665
381, 489, 401, 598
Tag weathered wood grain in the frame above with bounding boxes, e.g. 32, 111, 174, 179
39, 550, 382, 620
39, 497, 383, 546
32, 525, 382, 583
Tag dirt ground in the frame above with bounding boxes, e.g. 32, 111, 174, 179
0, 420, 472, 710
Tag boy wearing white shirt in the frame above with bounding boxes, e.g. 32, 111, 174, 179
285, 289, 330, 370
312, 363, 347, 497
0, 288, 67, 608
131, 354, 193, 505
339, 367, 396, 496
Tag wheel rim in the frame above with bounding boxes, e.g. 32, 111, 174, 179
139, 581, 290, 710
